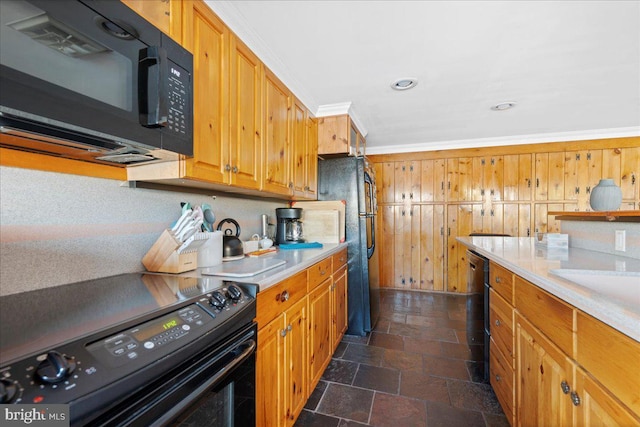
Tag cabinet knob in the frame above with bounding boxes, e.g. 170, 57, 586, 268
320, 269, 326, 276
495, 319, 501, 327
280, 290, 290, 302
570, 391, 581, 406
495, 277, 501, 284
232, 166, 239, 173
280, 329, 287, 337
495, 375, 501, 382
560, 380, 570, 394
287, 324, 292, 332
225, 164, 231, 172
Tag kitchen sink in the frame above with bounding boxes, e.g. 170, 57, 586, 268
549, 269, 640, 302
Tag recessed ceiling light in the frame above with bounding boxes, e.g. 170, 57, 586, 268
391, 78, 418, 91
491, 102, 517, 111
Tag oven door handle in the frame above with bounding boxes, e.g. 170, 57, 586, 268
153, 338, 256, 426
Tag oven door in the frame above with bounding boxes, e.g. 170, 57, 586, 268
0, 0, 191, 154
88, 323, 257, 427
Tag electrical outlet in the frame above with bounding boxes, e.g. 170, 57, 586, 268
615, 230, 626, 252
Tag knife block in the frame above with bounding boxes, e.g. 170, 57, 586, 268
142, 229, 198, 273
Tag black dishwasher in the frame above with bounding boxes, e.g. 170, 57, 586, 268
467, 250, 490, 382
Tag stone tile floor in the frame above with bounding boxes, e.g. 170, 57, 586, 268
294, 289, 509, 427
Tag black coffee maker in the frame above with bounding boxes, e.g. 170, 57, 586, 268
275, 208, 304, 245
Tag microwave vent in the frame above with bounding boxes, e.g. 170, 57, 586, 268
8, 13, 109, 57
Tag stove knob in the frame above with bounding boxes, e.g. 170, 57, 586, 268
0, 378, 19, 403
35, 351, 76, 384
209, 291, 227, 310
226, 284, 242, 302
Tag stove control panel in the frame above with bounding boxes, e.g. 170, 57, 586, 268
86, 304, 214, 368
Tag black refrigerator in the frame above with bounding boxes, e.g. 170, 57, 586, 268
318, 156, 380, 336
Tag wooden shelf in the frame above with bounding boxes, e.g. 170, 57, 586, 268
549, 211, 640, 222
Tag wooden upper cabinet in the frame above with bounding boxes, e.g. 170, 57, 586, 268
121, 0, 182, 40
291, 98, 307, 198
394, 161, 421, 204
303, 116, 319, 199
420, 159, 446, 202
263, 68, 292, 195
182, 1, 228, 182
317, 115, 364, 156
229, 34, 262, 189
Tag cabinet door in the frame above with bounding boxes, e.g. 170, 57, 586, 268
575, 367, 640, 426
503, 154, 532, 202
305, 116, 318, 199
121, 0, 180, 39
183, 2, 228, 182
285, 297, 307, 426
535, 152, 565, 201
394, 205, 419, 288
263, 68, 291, 195
377, 161, 396, 204
291, 98, 307, 198
420, 159, 446, 202
620, 147, 640, 201
257, 315, 285, 427
332, 265, 348, 350
379, 205, 395, 287
308, 279, 332, 391
229, 35, 262, 189
516, 315, 574, 427
418, 204, 445, 291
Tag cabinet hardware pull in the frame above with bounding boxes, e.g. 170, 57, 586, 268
280, 329, 287, 337
495, 277, 501, 283
409, 192, 413, 200
490, 189, 495, 196
481, 209, 485, 216
287, 324, 292, 332
560, 380, 570, 394
225, 164, 231, 172
536, 178, 540, 188
570, 391, 581, 406
575, 186, 580, 194
481, 189, 485, 196
280, 290, 289, 302
495, 319, 501, 327
495, 375, 501, 382
320, 270, 326, 275
402, 193, 405, 200
576, 153, 581, 161
441, 182, 445, 190
527, 179, 531, 188
448, 181, 451, 190
491, 158, 495, 165
632, 173, 636, 185
587, 152, 591, 161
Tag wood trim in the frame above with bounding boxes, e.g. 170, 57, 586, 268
0, 148, 126, 180
549, 210, 640, 222
368, 136, 640, 162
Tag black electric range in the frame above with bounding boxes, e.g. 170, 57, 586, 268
0, 273, 258, 426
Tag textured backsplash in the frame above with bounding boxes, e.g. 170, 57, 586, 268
562, 219, 640, 260
0, 166, 286, 295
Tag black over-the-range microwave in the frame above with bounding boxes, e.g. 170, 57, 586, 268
0, 0, 193, 166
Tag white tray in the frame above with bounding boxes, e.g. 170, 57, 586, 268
201, 257, 286, 277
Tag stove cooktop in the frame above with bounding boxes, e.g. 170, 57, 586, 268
0, 273, 244, 365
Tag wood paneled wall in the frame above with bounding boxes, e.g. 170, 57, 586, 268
369, 137, 640, 293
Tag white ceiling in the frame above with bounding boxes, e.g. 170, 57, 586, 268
207, 1, 640, 154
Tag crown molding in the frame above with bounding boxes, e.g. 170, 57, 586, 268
315, 102, 369, 137
365, 127, 640, 155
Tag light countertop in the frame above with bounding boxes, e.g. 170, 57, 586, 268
181, 243, 347, 291
457, 236, 640, 342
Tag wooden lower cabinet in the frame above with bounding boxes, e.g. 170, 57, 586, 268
482, 269, 640, 426
256, 271, 307, 427
516, 313, 573, 426
256, 250, 348, 426
308, 277, 332, 391
332, 264, 348, 351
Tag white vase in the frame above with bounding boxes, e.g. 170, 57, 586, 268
589, 179, 622, 211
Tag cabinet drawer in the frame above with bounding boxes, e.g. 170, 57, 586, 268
514, 276, 574, 356
490, 339, 515, 423
576, 311, 640, 416
308, 257, 332, 291
489, 289, 515, 367
256, 270, 307, 328
332, 248, 348, 272
490, 262, 514, 303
